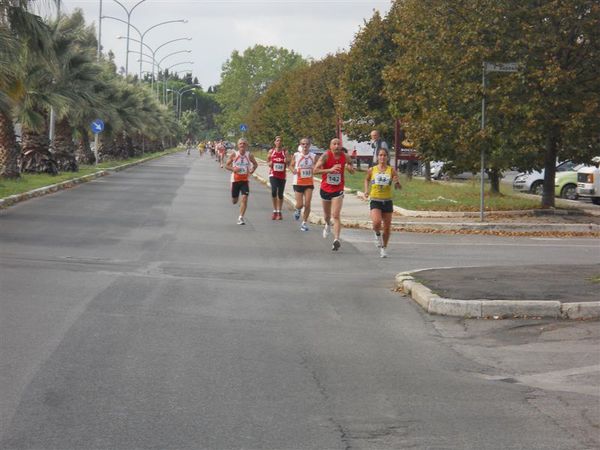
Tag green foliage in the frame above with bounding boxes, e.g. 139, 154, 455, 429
342, 10, 396, 141
286, 54, 347, 148
382, 0, 599, 207
215, 44, 306, 136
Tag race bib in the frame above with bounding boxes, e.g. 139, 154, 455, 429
327, 173, 342, 185
273, 163, 285, 172
237, 166, 247, 174
374, 173, 391, 185
300, 168, 313, 178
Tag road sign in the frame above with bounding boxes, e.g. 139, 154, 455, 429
239, 123, 248, 132
484, 62, 519, 73
91, 119, 104, 134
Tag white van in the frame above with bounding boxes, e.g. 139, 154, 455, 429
576, 156, 600, 205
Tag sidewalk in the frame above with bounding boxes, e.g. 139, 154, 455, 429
251, 159, 600, 235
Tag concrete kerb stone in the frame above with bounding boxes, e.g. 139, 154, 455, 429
395, 269, 599, 320
480, 300, 562, 319
561, 302, 600, 320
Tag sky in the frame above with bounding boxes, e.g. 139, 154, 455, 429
49, 0, 392, 90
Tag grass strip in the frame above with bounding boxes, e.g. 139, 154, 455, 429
344, 170, 542, 212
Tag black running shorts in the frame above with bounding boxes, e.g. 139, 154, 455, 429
369, 199, 394, 213
293, 185, 314, 193
320, 189, 344, 201
231, 181, 250, 198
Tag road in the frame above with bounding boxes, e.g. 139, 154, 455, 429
1, 152, 598, 449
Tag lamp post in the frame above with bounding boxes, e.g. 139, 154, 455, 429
137, 19, 187, 81
168, 85, 201, 120
174, 85, 201, 120
162, 62, 194, 103
480, 61, 519, 221
111, 0, 147, 76
120, 36, 191, 90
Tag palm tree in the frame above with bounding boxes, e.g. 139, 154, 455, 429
0, 1, 57, 178
50, 10, 102, 171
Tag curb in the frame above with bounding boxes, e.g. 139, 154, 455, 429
0, 151, 178, 210
395, 271, 600, 320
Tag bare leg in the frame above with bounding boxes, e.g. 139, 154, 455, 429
370, 208, 383, 234
322, 199, 332, 226
382, 212, 393, 247
240, 195, 248, 217
303, 189, 313, 222
295, 191, 304, 210
331, 195, 344, 240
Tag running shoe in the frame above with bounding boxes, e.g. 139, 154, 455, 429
272, 211, 277, 220
277, 212, 283, 220
237, 216, 246, 225
380, 247, 388, 258
332, 239, 341, 251
294, 208, 301, 221
322, 223, 331, 238
300, 223, 309, 232
374, 232, 383, 248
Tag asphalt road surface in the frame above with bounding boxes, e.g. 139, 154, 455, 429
1, 153, 598, 449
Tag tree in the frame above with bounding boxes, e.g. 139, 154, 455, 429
286, 54, 347, 148
0, 0, 57, 178
247, 71, 295, 147
342, 10, 397, 141
215, 45, 306, 137
50, 9, 102, 171
383, 0, 600, 204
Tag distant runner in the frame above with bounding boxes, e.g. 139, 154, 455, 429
267, 136, 290, 220
314, 138, 355, 251
217, 140, 227, 168
363, 148, 401, 258
291, 138, 316, 231
225, 138, 258, 225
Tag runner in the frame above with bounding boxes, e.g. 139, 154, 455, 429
363, 148, 402, 257
217, 140, 227, 168
267, 136, 289, 220
291, 138, 316, 231
224, 138, 258, 225
314, 137, 355, 251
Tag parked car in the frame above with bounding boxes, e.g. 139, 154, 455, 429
512, 161, 578, 195
555, 163, 589, 200
576, 156, 600, 205
425, 161, 488, 180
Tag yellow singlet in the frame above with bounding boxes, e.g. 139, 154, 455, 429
369, 165, 393, 200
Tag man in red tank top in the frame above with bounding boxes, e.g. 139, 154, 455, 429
314, 138, 355, 251
267, 136, 290, 220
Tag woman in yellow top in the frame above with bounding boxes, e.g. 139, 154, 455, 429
363, 148, 401, 258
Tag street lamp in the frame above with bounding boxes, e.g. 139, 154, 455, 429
172, 85, 201, 120
120, 36, 191, 90
137, 19, 187, 81
480, 61, 520, 221
98, 0, 146, 76
162, 62, 194, 103
178, 88, 199, 120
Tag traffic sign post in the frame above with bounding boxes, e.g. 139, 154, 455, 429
91, 119, 105, 166
239, 123, 248, 134
479, 62, 519, 221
